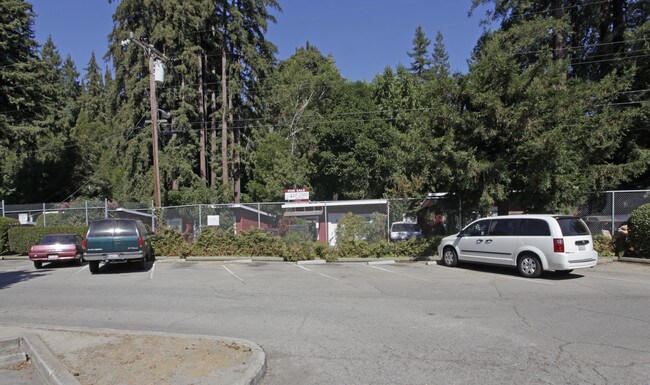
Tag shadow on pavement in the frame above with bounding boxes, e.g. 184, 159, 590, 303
0, 270, 50, 290
92, 261, 154, 275
452, 262, 585, 280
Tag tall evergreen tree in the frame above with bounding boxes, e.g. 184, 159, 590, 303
407, 26, 431, 77
430, 31, 450, 78
0, 0, 56, 202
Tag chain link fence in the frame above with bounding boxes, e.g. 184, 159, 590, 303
576, 190, 650, 236
2, 189, 648, 244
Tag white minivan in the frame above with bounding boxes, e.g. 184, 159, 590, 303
437, 215, 598, 278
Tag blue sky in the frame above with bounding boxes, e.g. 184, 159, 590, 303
30, 0, 488, 82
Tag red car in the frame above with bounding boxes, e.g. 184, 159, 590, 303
29, 234, 84, 269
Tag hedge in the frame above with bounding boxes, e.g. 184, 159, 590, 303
7, 226, 88, 255
150, 226, 441, 261
629, 203, 650, 258
0, 217, 19, 255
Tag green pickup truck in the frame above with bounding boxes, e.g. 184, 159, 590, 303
83, 219, 154, 274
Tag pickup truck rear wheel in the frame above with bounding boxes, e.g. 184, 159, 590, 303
89, 261, 99, 274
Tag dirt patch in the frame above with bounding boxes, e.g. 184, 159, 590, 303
43, 331, 253, 385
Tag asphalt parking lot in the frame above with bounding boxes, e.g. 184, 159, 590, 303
1, 258, 650, 385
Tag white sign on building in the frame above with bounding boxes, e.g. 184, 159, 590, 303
284, 188, 310, 202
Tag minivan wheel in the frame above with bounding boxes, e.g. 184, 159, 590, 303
518, 254, 542, 278
33, 261, 42, 269
89, 261, 99, 274
442, 248, 458, 267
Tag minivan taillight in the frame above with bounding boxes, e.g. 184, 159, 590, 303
553, 238, 564, 253
138, 236, 143, 248
82, 239, 87, 249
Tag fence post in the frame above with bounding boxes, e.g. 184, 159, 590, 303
459, 197, 463, 231
43, 203, 46, 227
104, 198, 108, 219
257, 203, 261, 229
85, 201, 89, 226
1, 200, 4, 217
324, 201, 328, 245
150, 200, 155, 232
198, 204, 202, 235
386, 200, 391, 243
611, 191, 616, 236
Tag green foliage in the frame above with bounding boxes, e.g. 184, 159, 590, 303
407, 26, 431, 76
150, 226, 189, 257
7, 226, 87, 255
628, 203, 650, 257
190, 228, 286, 257
592, 235, 615, 258
0, 218, 19, 255
336, 213, 388, 245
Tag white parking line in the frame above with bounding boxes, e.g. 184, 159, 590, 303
0, 264, 32, 272
588, 275, 650, 285
223, 265, 244, 283
149, 262, 156, 280
367, 265, 434, 282
293, 263, 349, 284
72, 265, 89, 276
498, 276, 554, 285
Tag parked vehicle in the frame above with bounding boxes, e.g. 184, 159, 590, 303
437, 215, 598, 278
29, 234, 84, 269
83, 219, 154, 274
390, 222, 422, 242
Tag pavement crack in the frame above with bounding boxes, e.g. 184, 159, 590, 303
491, 279, 504, 299
512, 304, 568, 344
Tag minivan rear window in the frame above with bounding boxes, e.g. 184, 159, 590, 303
556, 217, 590, 236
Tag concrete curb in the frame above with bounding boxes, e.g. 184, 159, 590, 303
20, 334, 81, 385
1, 325, 266, 385
297, 259, 326, 265
184, 256, 283, 262
0, 255, 27, 260
0, 338, 26, 368
619, 256, 650, 264
367, 260, 395, 265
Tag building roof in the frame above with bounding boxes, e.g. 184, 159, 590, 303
282, 199, 388, 209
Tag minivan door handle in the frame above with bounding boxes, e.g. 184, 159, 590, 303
485, 239, 493, 244
476, 239, 483, 244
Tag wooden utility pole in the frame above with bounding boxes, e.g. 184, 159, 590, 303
123, 32, 168, 208
148, 56, 162, 208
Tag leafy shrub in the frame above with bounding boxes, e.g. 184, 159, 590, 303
0, 217, 19, 255
628, 203, 650, 257
7, 226, 87, 255
592, 234, 614, 257
336, 213, 387, 245
151, 226, 187, 257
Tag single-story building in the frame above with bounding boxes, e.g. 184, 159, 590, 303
282, 199, 389, 245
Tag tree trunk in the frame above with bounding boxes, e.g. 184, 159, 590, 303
198, 52, 207, 181
221, 30, 229, 197
210, 89, 217, 187
552, 0, 567, 61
